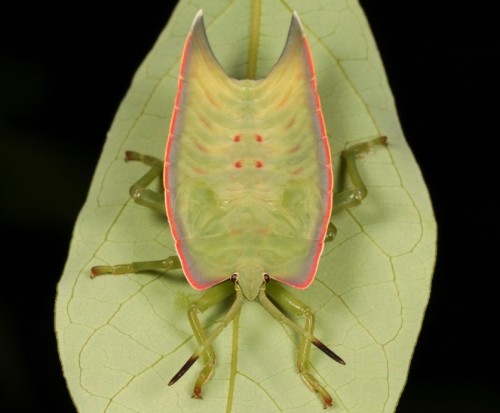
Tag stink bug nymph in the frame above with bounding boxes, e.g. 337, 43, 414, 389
91, 10, 387, 408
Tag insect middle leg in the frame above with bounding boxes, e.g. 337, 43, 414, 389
91, 256, 181, 277
265, 281, 334, 408
325, 136, 388, 242
91, 152, 174, 275
125, 151, 165, 214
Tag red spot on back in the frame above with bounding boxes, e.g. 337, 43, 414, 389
195, 142, 208, 153
192, 166, 207, 174
278, 89, 292, 108
234, 160, 242, 168
286, 144, 301, 154
205, 90, 218, 107
233, 135, 241, 142
255, 160, 263, 168
200, 116, 213, 130
255, 134, 263, 142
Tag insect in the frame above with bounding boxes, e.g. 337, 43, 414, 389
91, 10, 387, 408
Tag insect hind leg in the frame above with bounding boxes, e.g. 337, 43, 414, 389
168, 281, 242, 398
125, 151, 165, 214
263, 281, 344, 408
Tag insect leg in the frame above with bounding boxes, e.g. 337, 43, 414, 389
125, 151, 165, 214
332, 136, 388, 214
265, 281, 337, 408
169, 281, 243, 398
91, 256, 180, 278
326, 137, 386, 243
324, 222, 337, 243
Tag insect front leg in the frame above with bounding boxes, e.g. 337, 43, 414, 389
265, 281, 335, 409
184, 281, 236, 398
325, 136, 388, 243
332, 136, 388, 215
125, 151, 165, 214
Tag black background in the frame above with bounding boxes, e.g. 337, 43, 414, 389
1, 1, 498, 412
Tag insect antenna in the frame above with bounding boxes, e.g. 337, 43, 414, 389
258, 288, 345, 365
168, 285, 245, 386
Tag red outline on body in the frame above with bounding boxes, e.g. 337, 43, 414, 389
274, 36, 334, 290
164, 33, 217, 290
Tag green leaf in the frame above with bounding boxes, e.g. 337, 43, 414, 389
55, 1, 436, 412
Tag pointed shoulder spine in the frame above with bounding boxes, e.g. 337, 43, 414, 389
186, 9, 227, 78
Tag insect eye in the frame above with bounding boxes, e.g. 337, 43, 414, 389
230, 273, 238, 283
263, 273, 270, 283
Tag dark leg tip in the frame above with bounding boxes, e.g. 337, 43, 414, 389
168, 354, 199, 386
312, 339, 346, 365
192, 386, 203, 399
323, 394, 333, 409
125, 151, 142, 162
90, 266, 106, 278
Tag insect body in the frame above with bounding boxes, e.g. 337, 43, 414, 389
166, 11, 332, 301
92, 10, 387, 408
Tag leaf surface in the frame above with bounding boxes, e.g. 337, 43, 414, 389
55, 1, 436, 412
